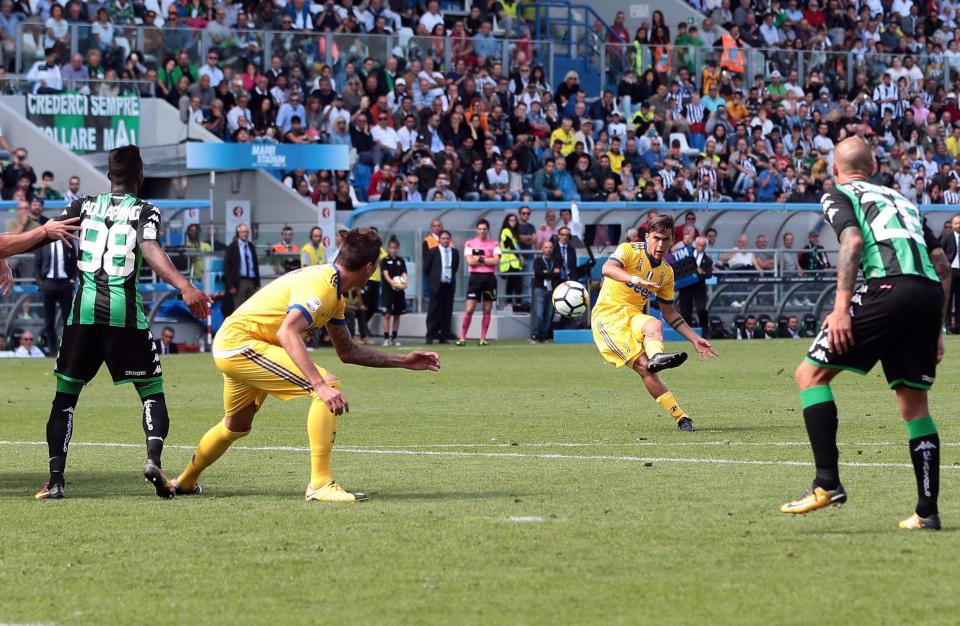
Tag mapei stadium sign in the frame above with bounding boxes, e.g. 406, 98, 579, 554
186, 143, 350, 171
26, 93, 139, 154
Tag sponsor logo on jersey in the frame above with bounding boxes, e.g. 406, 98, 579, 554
306, 296, 322, 312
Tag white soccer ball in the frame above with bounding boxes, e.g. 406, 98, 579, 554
552, 281, 589, 317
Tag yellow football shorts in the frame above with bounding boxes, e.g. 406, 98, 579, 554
592, 311, 655, 368
213, 338, 330, 416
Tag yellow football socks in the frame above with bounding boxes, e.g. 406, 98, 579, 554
307, 399, 338, 490
645, 339, 665, 359
656, 391, 688, 422
177, 418, 249, 490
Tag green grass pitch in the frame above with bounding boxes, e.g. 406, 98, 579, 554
1, 339, 959, 625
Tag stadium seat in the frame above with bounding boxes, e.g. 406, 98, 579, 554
669, 133, 700, 158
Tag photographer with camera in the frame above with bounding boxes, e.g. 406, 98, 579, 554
457, 219, 500, 346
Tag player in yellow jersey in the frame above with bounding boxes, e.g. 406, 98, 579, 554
172, 229, 440, 502
592, 215, 718, 431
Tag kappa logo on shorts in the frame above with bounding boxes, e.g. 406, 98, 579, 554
126, 370, 147, 376
922, 375, 935, 384
810, 348, 828, 361
306, 297, 321, 312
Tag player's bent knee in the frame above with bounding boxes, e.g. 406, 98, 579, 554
795, 361, 836, 390
642, 318, 663, 336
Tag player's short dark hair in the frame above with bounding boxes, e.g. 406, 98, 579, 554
476, 218, 489, 228
338, 228, 382, 271
107, 145, 143, 186
647, 215, 675, 237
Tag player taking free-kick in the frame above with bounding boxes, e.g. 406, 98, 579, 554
36, 145, 211, 500
592, 215, 718, 432
782, 137, 952, 530
173, 228, 440, 502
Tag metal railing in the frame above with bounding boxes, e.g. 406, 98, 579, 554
14, 21, 949, 107
15, 23, 558, 89
0, 75, 155, 96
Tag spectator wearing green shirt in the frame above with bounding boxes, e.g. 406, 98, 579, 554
764, 70, 787, 104
673, 24, 704, 75
36, 171, 62, 201
171, 50, 199, 86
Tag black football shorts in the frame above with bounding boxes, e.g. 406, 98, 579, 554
56, 325, 163, 385
805, 276, 943, 389
466, 273, 498, 302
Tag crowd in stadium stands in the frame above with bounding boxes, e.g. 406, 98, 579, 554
2, 0, 960, 207
6, 0, 960, 351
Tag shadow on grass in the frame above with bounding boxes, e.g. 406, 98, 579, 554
373, 490, 540, 502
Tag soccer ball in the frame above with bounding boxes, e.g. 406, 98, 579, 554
552, 281, 589, 317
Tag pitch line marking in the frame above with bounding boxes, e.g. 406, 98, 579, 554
1, 440, 957, 471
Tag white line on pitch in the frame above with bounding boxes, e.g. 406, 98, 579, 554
1, 440, 956, 471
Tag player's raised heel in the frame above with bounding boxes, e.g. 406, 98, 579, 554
647, 351, 688, 373
305, 481, 368, 502
144, 460, 176, 499
780, 483, 847, 514
35, 481, 65, 500
677, 417, 695, 432
171, 479, 203, 496
899, 512, 942, 530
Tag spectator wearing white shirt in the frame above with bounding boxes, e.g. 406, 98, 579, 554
396, 114, 419, 153
198, 50, 225, 88
14, 332, 44, 357
322, 96, 350, 135
63, 176, 82, 201
226, 93, 252, 135
419, 0, 444, 34
371, 111, 400, 160
486, 158, 516, 201
26, 48, 63, 94
759, 13, 781, 46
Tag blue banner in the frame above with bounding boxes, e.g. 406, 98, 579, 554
186, 143, 350, 171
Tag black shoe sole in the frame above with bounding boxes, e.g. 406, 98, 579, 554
37, 485, 65, 500
144, 462, 175, 499
677, 418, 695, 432
648, 352, 689, 373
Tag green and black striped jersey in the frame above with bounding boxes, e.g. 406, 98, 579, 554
823, 181, 941, 283
64, 193, 161, 329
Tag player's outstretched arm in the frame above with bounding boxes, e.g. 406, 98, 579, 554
0, 217, 81, 258
141, 241, 212, 320
823, 226, 863, 355
329, 323, 440, 371
660, 301, 718, 361
0, 258, 12, 295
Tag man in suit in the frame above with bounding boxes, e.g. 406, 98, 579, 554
423, 230, 459, 344
222, 223, 260, 315
34, 236, 77, 354
941, 213, 960, 333
552, 226, 579, 281
154, 326, 179, 355
678, 236, 713, 338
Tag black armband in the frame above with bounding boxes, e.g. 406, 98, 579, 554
669, 316, 687, 330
